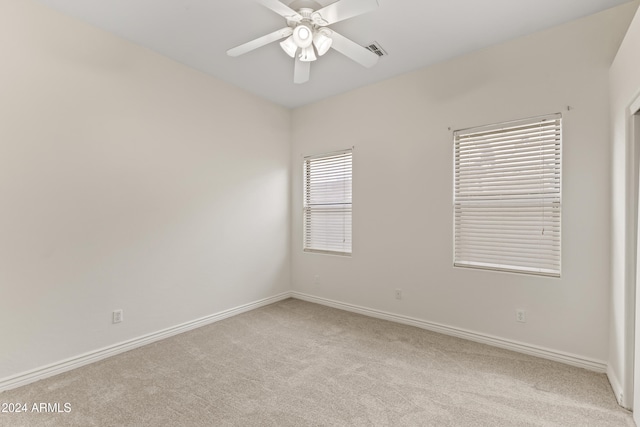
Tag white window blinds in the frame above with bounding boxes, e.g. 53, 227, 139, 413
304, 149, 352, 256
453, 114, 562, 277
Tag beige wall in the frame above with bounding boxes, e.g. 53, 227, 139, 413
0, 1, 291, 380
609, 1, 640, 410
292, 3, 636, 370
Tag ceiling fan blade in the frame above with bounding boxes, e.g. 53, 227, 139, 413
227, 27, 293, 57
256, 0, 302, 21
294, 57, 310, 84
329, 31, 379, 68
313, 0, 379, 26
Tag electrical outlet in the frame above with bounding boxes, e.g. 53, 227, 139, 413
395, 289, 402, 300
516, 309, 526, 323
113, 309, 123, 324
314, 275, 320, 285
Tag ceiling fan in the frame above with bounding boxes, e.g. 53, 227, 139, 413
227, 0, 380, 84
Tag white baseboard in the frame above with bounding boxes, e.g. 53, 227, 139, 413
292, 292, 608, 373
1, 291, 610, 394
0, 292, 293, 393
607, 364, 629, 409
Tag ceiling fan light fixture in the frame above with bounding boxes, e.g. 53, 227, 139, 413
280, 36, 298, 58
293, 24, 313, 48
313, 31, 333, 56
299, 46, 317, 62
227, 0, 381, 85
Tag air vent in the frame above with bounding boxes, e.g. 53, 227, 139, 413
365, 42, 387, 57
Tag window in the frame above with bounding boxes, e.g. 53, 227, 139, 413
303, 149, 352, 256
453, 114, 562, 277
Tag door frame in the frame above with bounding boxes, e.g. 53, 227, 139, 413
630, 94, 640, 422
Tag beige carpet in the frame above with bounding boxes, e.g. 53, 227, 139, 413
0, 298, 634, 426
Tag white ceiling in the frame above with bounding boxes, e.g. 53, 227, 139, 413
34, 0, 632, 108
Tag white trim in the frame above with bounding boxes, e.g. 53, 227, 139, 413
0, 292, 293, 393
631, 95, 640, 416
626, 93, 640, 413
608, 363, 630, 409
291, 292, 607, 373
1, 291, 610, 394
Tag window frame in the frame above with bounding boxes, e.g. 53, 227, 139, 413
453, 114, 562, 277
303, 149, 353, 256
